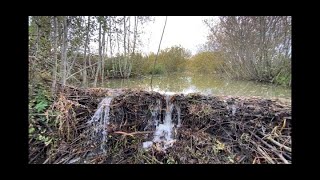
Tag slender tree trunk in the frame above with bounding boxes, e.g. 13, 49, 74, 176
88, 48, 93, 76
109, 18, 115, 77
128, 16, 138, 78
101, 17, 106, 85
132, 16, 138, 54
94, 19, 102, 87
66, 46, 80, 78
52, 16, 58, 94
127, 16, 131, 56
127, 16, 131, 78
116, 23, 123, 77
105, 33, 109, 77
83, 16, 91, 87
61, 16, 68, 86
123, 16, 127, 57
35, 19, 40, 58
151, 16, 167, 90
118, 55, 123, 77
123, 16, 127, 78
116, 23, 120, 53
60, 19, 64, 80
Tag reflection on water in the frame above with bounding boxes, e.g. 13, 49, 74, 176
103, 72, 291, 99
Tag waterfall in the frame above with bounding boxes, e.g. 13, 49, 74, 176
143, 94, 181, 151
87, 97, 113, 153
153, 95, 174, 145
87, 92, 181, 153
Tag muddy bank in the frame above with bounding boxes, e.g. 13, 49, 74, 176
29, 85, 291, 164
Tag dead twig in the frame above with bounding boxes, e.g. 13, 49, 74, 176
198, 123, 216, 132
29, 147, 46, 164
113, 131, 154, 138
250, 140, 275, 164
252, 133, 289, 164
258, 131, 291, 152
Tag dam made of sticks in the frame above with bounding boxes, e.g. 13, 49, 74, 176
30, 85, 291, 164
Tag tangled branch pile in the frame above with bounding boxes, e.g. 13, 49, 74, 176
29, 85, 291, 164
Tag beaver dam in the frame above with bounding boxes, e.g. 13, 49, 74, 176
29, 85, 291, 164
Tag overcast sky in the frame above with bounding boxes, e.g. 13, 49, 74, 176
88, 16, 215, 56
140, 16, 213, 55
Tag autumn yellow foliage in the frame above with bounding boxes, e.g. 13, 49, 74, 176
187, 51, 225, 74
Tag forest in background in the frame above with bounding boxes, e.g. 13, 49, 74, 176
29, 16, 291, 92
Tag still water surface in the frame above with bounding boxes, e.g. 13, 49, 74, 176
104, 72, 291, 99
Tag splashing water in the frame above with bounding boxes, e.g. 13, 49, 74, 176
143, 141, 153, 149
153, 95, 174, 149
231, 104, 237, 116
145, 99, 161, 131
88, 91, 181, 153
87, 97, 113, 153
143, 94, 181, 151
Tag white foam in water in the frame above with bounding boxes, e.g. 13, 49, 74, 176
143, 94, 178, 151
143, 141, 153, 149
231, 104, 237, 116
152, 87, 176, 96
89, 91, 181, 154
182, 85, 198, 94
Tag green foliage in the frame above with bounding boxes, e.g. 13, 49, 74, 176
141, 53, 157, 75
149, 64, 164, 75
105, 46, 190, 77
29, 83, 56, 148
37, 134, 53, 146
29, 16, 52, 58
35, 101, 48, 113
131, 45, 190, 76
131, 53, 152, 75
157, 45, 190, 73
187, 51, 225, 74
29, 127, 35, 134
213, 139, 225, 154
33, 85, 51, 113
273, 69, 291, 86
166, 156, 177, 164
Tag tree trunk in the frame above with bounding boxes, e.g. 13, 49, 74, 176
60, 20, 64, 82
128, 16, 138, 78
87, 48, 93, 76
116, 23, 123, 77
52, 16, 58, 94
108, 17, 115, 77
127, 16, 131, 78
101, 17, 107, 85
123, 16, 127, 78
109, 18, 115, 77
94, 18, 102, 87
151, 16, 167, 89
123, 16, 126, 57
83, 16, 91, 87
132, 16, 138, 55
35, 18, 40, 58
61, 16, 68, 86
127, 16, 131, 56
66, 46, 80, 78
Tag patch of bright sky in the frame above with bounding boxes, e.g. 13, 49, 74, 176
140, 16, 213, 55
88, 16, 217, 56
